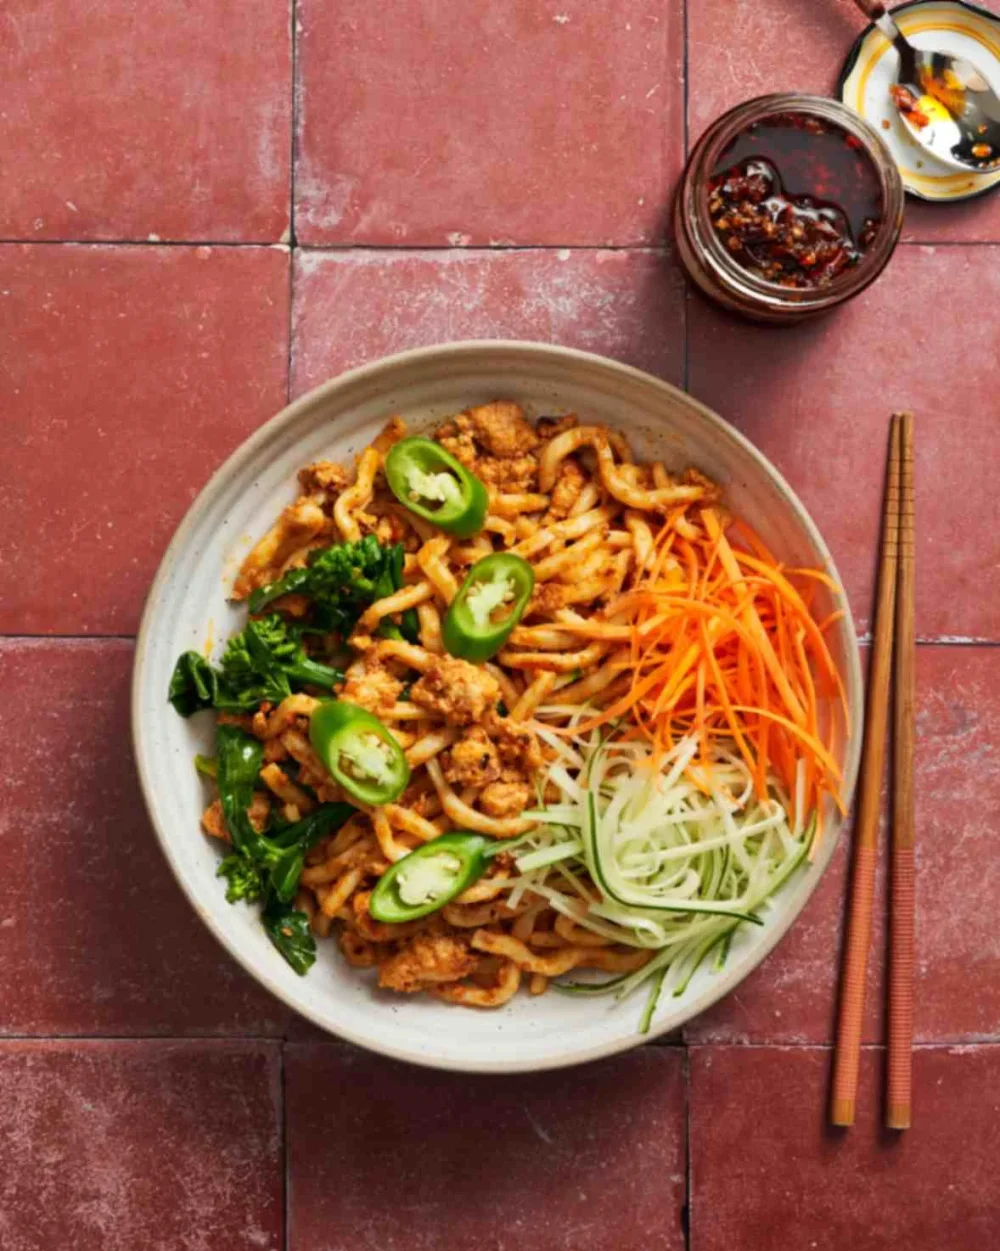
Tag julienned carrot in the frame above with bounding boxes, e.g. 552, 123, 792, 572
542, 502, 847, 847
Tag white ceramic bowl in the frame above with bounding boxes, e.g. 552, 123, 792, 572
132, 341, 861, 1072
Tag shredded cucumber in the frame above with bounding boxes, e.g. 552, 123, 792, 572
508, 721, 816, 1033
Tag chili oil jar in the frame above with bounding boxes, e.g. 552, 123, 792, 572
674, 94, 905, 323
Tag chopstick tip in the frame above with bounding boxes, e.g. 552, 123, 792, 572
885, 1103, 911, 1131
829, 1098, 856, 1128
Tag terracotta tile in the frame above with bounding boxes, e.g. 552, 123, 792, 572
0, 0, 291, 242
295, 2, 683, 245
0, 640, 291, 1036
287, 1042, 686, 1251
686, 244, 1000, 640
292, 247, 685, 393
690, 1045, 1000, 1251
0, 244, 289, 635
912, 647, 1000, 1042
687, 645, 1000, 1046
687, 0, 1000, 244
0, 1040, 282, 1251
687, 0, 863, 141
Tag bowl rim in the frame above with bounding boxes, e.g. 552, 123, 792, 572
132, 339, 862, 1072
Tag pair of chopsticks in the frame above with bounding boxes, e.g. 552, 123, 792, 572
830, 412, 915, 1130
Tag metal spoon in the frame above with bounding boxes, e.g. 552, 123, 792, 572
854, 0, 1000, 171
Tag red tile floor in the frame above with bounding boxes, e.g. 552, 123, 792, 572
2, 2, 999, 1247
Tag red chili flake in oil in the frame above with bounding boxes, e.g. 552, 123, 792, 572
708, 112, 884, 289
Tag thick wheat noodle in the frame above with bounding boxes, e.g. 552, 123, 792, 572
383, 804, 445, 843
416, 535, 460, 602
333, 447, 380, 542
573, 546, 615, 581
321, 868, 363, 917
509, 507, 614, 560
510, 670, 558, 721
455, 874, 512, 904
529, 973, 549, 995
357, 580, 435, 631
441, 901, 507, 927
279, 727, 329, 781
483, 515, 516, 542
484, 661, 523, 708
605, 530, 635, 550
554, 914, 612, 947
370, 639, 435, 671
383, 702, 441, 722
540, 425, 710, 511
531, 528, 607, 581
455, 536, 494, 563
568, 483, 601, 517
254, 694, 319, 739
234, 498, 327, 598
276, 535, 329, 580
430, 960, 522, 1007
558, 575, 625, 608
499, 641, 608, 673
536, 657, 623, 706
491, 492, 549, 517
426, 759, 536, 836
368, 807, 411, 863
625, 510, 655, 568
259, 763, 316, 813
511, 904, 548, 943
474, 930, 654, 975
405, 727, 460, 768
508, 625, 580, 650
416, 601, 444, 653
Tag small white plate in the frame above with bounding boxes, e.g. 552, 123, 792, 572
839, 0, 1000, 202
132, 341, 862, 1072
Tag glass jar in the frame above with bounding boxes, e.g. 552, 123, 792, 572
674, 93, 905, 323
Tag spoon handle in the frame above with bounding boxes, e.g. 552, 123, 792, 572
852, 0, 908, 61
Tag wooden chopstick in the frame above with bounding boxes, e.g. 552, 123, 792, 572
830, 414, 902, 1127
886, 412, 915, 1130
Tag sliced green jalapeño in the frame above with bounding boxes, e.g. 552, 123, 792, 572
309, 700, 410, 806
384, 437, 488, 537
442, 552, 535, 663
368, 832, 493, 922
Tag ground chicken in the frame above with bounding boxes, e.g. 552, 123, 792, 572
484, 710, 544, 774
475, 454, 538, 494
297, 460, 350, 496
479, 774, 533, 820
434, 420, 479, 470
462, 401, 540, 458
341, 653, 404, 717
410, 656, 500, 725
378, 933, 479, 993
525, 581, 568, 618
443, 726, 502, 789
544, 457, 587, 521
